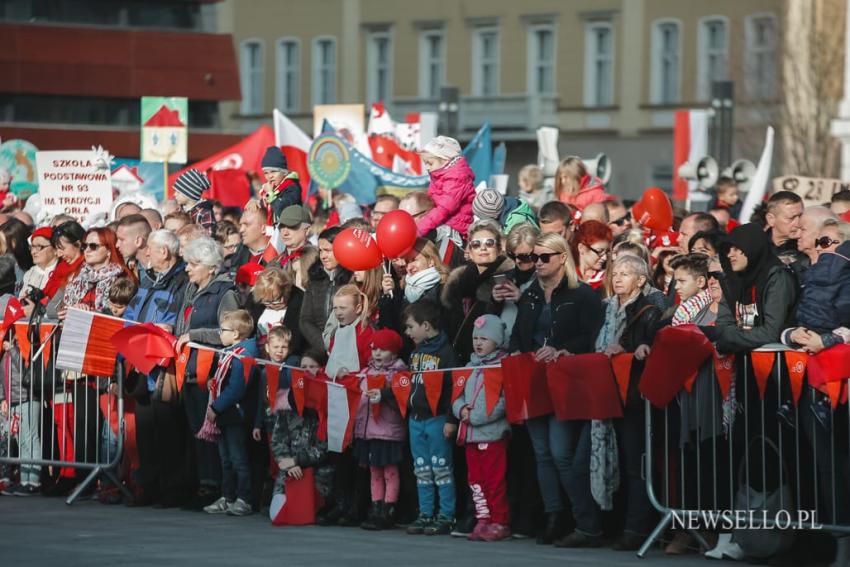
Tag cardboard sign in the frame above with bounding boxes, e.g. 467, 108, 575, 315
35, 150, 113, 223
773, 175, 850, 208
141, 96, 188, 164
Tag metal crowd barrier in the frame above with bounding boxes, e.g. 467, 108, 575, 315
0, 322, 131, 505
638, 344, 850, 557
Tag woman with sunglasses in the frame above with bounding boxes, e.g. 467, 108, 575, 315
441, 219, 514, 363
60, 227, 134, 318
571, 220, 613, 295
508, 232, 604, 548
252, 267, 304, 355
814, 219, 849, 259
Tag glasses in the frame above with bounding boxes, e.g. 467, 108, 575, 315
220, 328, 236, 333
469, 238, 497, 250
31, 244, 50, 252
610, 213, 631, 227
815, 236, 840, 249
261, 298, 286, 307
223, 243, 239, 251
83, 242, 103, 252
533, 252, 561, 264
708, 270, 724, 280
508, 252, 535, 264
588, 245, 608, 258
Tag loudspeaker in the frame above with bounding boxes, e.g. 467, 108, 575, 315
536, 126, 560, 177
721, 159, 756, 192
581, 153, 612, 185
677, 156, 719, 190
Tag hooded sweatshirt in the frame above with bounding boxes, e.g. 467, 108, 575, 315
407, 331, 457, 422
418, 156, 476, 237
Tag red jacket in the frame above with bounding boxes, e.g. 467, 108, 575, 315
559, 176, 614, 211
418, 156, 476, 237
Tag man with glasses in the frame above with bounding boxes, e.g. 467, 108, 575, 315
605, 198, 631, 238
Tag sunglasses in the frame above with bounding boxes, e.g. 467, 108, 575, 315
708, 270, 724, 280
508, 252, 535, 264
532, 252, 561, 264
815, 236, 840, 249
588, 245, 608, 258
610, 213, 631, 227
469, 238, 497, 250
83, 242, 103, 251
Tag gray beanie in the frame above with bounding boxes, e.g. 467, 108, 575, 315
472, 189, 505, 220
472, 314, 505, 345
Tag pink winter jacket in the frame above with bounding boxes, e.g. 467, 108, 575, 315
417, 156, 476, 237
353, 358, 408, 442
559, 176, 615, 211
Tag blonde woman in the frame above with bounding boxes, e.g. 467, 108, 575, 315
252, 267, 304, 355
507, 232, 604, 547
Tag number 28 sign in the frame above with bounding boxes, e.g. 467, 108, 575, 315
773, 175, 850, 207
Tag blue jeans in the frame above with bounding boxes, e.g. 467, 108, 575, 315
409, 415, 455, 518
217, 423, 250, 502
526, 414, 601, 536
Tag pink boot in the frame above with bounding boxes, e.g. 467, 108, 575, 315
481, 523, 511, 542
467, 521, 490, 541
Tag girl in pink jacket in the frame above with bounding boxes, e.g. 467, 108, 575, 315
417, 136, 476, 237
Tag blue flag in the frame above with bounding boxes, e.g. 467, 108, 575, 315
462, 122, 492, 186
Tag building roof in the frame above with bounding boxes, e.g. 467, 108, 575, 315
144, 106, 187, 128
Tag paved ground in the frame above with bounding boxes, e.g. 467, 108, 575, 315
0, 497, 712, 567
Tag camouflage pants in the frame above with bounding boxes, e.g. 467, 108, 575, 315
274, 464, 334, 498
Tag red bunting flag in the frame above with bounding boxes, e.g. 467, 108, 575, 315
750, 351, 776, 400
713, 352, 735, 399
39, 323, 57, 370
175, 345, 189, 392
290, 369, 307, 414
451, 369, 472, 403
2, 297, 24, 335
241, 356, 256, 384
639, 325, 713, 408
366, 374, 385, 420
391, 372, 412, 418
784, 351, 807, 406
421, 370, 444, 416
501, 353, 552, 424
545, 353, 623, 420
196, 349, 215, 390
14, 322, 30, 366
482, 368, 503, 417
610, 353, 633, 404
266, 365, 281, 409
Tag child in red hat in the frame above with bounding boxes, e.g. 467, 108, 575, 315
352, 328, 408, 530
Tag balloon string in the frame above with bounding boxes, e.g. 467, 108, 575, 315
383, 259, 393, 299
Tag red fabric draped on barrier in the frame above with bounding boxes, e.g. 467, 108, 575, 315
639, 325, 714, 408
501, 353, 552, 424
545, 353, 624, 420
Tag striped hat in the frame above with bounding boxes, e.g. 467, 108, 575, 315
173, 169, 210, 201
472, 189, 505, 220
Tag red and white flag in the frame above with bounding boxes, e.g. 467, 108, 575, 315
326, 380, 361, 453
672, 109, 710, 202
56, 309, 128, 377
273, 109, 312, 198
367, 103, 423, 175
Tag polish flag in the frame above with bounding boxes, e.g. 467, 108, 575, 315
325, 380, 361, 453
672, 109, 710, 202
56, 309, 128, 377
274, 109, 312, 200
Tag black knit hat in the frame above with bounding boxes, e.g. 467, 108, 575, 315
261, 146, 288, 171
173, 169, 210, 201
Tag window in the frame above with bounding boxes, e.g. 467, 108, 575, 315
367, 32, 393, 105
276, 39, 300, 112
418, 30, 444, 99
745, 14, 778, 100
240, 39, 264, 115
650, 20, 681, 104
527, 23, 556, 95
472, 26, 500, 96
584, 21, 614, 107
697, 17, 728, 101
312, 37, 337, 105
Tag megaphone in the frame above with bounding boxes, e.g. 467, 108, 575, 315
582, 153, 612, 185
677, 156, 719, 190
537, 126, 560, 177
721, 159, 756, 192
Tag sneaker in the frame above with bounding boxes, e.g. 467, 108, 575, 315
554, 531, 604, 548
406, 514, 433, 535
227, 498, 253, 516
203, 497, 230, 514
467, 521, 490, 541
480, 523, 512, 542
704, 533, 745, 560
424, 514, 454, 536
2, 484, 39, 496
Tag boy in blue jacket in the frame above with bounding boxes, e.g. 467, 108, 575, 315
203, 310, 259, 516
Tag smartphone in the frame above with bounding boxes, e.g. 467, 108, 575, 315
492, 274, 507, 286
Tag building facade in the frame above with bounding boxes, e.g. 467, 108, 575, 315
218, 0, 782, 199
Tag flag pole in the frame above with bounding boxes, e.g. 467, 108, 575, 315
163, 159, 169, 199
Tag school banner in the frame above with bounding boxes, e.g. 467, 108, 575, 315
35, 149, 113, 224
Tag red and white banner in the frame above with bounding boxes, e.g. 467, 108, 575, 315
672, 109, 710, 202
367, 103, 423, 175
273, 109, 313, 198
56, 309, 128, 376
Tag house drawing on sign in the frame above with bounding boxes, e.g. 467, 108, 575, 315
142, 105, 187, 164
111, 164, 144, 195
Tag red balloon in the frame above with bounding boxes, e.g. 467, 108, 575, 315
376, 209, 417, 259
333, 228, 383, 271
632, 187, 673, 231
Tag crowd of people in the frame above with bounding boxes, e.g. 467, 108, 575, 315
1, 137, 850, 560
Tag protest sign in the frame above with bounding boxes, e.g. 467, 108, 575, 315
773, 175, 850, 208
35, 150, 113, 223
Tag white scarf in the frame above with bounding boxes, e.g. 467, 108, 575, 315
404, 267, 442, 303
326, 322, 362, 378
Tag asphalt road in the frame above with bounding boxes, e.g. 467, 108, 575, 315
0, 496, 717, 567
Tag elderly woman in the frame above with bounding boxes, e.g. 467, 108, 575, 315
175, 236, 240, 507
595, 255, 662, 551
252, 266, 304, 355
20, 226, 57, 312
124, 229, 192, 506
442, 219, 514, 363
508, 233, 603, 546
60, 227, 134, 316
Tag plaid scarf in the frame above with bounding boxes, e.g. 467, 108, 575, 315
208, 345, 246, 402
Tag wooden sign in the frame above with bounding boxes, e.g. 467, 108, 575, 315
773, 175, 850, 207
